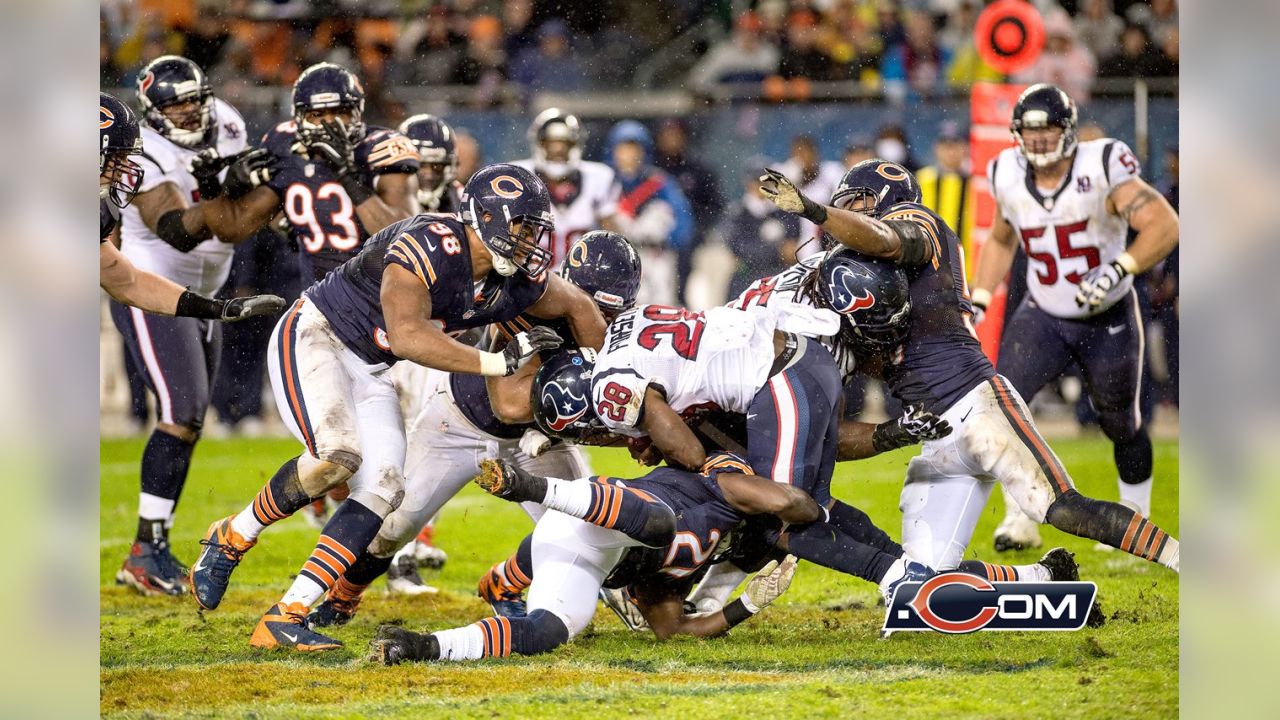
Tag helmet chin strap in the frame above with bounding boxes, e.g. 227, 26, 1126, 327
416, 183, 447, 211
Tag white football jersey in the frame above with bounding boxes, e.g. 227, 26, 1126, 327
121, 98, 248, 296
989, 139, 1142, 318
512, 158, 620, 270
591, 305, 779, 437
727, 255, 857, 380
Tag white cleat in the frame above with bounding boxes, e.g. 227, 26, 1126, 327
993, 511, 1042, 552
386, 555, 438, 596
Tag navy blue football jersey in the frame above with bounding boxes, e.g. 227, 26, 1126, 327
100, 197, 119, 242
878, 202, 994, 413
621, 467, 743, 580
305, 213, 549, 366
261, 121, 419, 282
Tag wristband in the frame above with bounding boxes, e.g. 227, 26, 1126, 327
802, 198, 828, 225
970, 287, 992, 309
1114, 252, 1138, 276
174, 290, 227, 320
722, 597, 756, 628
340, 174, 374, 205
479, 350, 508, 377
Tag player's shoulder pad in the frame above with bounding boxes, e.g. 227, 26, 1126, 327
881, 201, 946, 260
1092, 138, 1142, 188
213, 98, 247, 133
591, 367, 651, 429
358, 125, 419, 174
261, 121, 298, 156
384, 213, 464, 287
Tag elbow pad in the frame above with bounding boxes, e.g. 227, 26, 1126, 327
156, 209, 204, 253
883, 220, 932, 266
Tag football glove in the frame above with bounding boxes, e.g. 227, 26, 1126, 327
759, 168, 827, 224
519, 428, 553, 459
189, 148, 234, 200
500, 326, 563, 376
222, 149, 277, 199
872, 406, 952, 453
305, 119, 358, 177
1075, 258, 1131, 310
221, 294, 287, 323
741, 554, 799, 613
969, 288, 991, 326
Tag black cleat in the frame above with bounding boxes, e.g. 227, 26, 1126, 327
369, 625, 439, 665
116, 540, 189, 597
1036, 547, 1080, 582
474, 459, 547, 504
308, 595, 360, 628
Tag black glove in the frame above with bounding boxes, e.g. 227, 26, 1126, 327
500, 326, 563, 375
189, 148, 235, 200
223, 148, 277, 199
759, 168, 827, 225
872, 406, 953, 453
305, 120, 372, 204
221, 294, 288, 322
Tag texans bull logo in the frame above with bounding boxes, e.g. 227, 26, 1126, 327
542, 379, 589, 432
829, 265, 877, 314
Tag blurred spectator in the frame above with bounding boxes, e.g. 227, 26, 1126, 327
182, 11, 232, 72
454, 129, 482, 183
778, 12, 829, 80
1152, 26, 1179, 77
606, 121, 695, 306
718, 161, 802, 299
937, 0, 978, 52
1128, 0, 1178, 46
654, 119, 724, 305
874, 124, 919, 170
916, 122, 974, 262
876, 2, 907, 52
774, 134, 845, 257
101, 31, 123, 86
881, 10, 950, 97
510, 19, 586, 94
1074, 0, 1125, 60
818, 0, 884, 83
452, 15, 508, 105
843, 135, 875, 168
503, 0, 538, 60
1012, 8, 1096, 103
1097, 24, 1163, 78
688, 12, 780, 94
391, 5, 462, 87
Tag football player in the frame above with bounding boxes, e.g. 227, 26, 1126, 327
369, 455, 816, 663
102, 62, 285, 598
188, 164, 606, 651
192, 63, 419, 282
760, 157, 1180, 574
304, 231, 641, 625
969, 84, 1180, 551
514, 108, 621, 269
398, 113, 463, 213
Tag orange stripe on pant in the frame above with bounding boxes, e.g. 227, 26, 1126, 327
280, 301, 318, 457
990, 377, 1073, 495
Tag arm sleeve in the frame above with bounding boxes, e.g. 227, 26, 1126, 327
362, 130, 421, 175
1103, 140, 1142, 189
592, 368, 652, 435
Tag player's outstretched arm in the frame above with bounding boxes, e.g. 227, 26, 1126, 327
836, 408, 952, 461
100, 242, 285, 321
713, 471, 821, 525
485, 356, 542, 424
635, 556, 799, 640
968, 208, 1019, 323
526, 274, 607, 350
1107, 177, 1179, 272
196, 186, 282, 243
382, 264, 560, 375
638, 389, 707, 471
133, 181, 214, 252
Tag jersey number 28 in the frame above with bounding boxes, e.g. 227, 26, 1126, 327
637, 306, 706, 361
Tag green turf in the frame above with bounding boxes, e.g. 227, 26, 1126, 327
100, 436, 1178, 719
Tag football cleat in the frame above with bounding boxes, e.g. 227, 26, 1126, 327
878, 558, 935, 606
368, 624, 439, 665
600, 587, 649, 632
308, 595, 361, 629
387, 553, 439, 596
411, 525, 448, 570
474, 458, 547, 504
250, 602, 342, 651
1036, 547, 1080, 582
116, 540, 189, 597
477, 564, 528, 618
993, 510, 1042, 552
190, 516, 256, 610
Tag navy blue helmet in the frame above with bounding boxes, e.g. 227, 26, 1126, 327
561, 231, 642, 320
100, 92, 145, 208
1011, 83, 1078, 168
462, 163, 554, 278
531, 349, 603, 441
398, 113, 458, 208
830, 159, 920, 218
136, 55, 215, 148
810, 249, 912, 352
292, 62, 366, 145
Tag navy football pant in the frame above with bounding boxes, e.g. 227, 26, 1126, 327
110, 301, 221, 431
997, 290, 1152, 484
745, 338, 843, 506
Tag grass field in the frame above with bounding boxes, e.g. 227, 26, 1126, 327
100, 436, 1179, 719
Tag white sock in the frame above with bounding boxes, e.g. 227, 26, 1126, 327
1118, 477, 1153, 517
138, 493, 175, 523
688, 563, 748, 613
1158, 538, 1179, 573
280, 573, 327, 608
1019, 563, 1052, 581
230, 505, 268, 542
541, 477, 594, 518
433, 624, 486, 661
878, 557, 906, 595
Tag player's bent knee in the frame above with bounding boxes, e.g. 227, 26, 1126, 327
156, 422, 199, 444
510, 609, 571, 655
635, 504, 676, 548
299, 453, 359, 494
